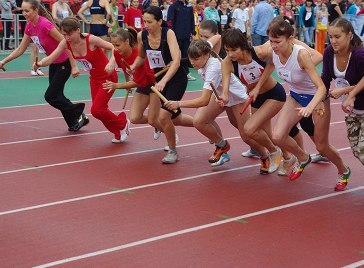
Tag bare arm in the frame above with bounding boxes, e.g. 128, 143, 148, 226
52, 3, 61, 25
165, 89, 212, 110
130, 32, 146, 70
78, 0, 91, 23
37, 40, 67, 66
221, 56, 234, 103
0, 34, 31, 66
297, 49, 326, 116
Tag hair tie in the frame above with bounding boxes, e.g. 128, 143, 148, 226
285, 19, 290, 24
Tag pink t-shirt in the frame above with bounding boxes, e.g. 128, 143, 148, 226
25, 16, 68, 64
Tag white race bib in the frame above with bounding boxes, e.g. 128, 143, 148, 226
221, 15, 228, 25
62, 10, 69, 19
134, 17, 141, 28
321, 16, 328, 26
77, 59, 93, 71
277, 69, 292, 82
30, 36, 46, 53
240, 64, 262, 84
146, 50, 166, 69
333, 77, 350, 102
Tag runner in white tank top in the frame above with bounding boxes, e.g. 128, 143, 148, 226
165, 39, 249, 166
252, 16, 350, 188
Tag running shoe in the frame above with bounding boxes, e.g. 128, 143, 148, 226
311, 153, 330, 163
208, 141, 231, 163
154, 128, 161, 140
278, 155, 297, 176
68, 113, 89, 132
260, 157, 270, 175
241, 148, 260, 158
30, 69, 38, 76
164, 133, 179, 151
112, 119, 131, 143
162, 150, 179, 164
268, 147, 282, 173
334, 166, 351, 191
289, 154, 312, 181
211, 153, 230, 167
36, 69, 44, 76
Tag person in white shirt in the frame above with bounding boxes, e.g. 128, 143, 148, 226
232, 0, 248, 34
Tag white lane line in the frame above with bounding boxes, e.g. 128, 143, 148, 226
32, 186, 364, 268
342, 260, 364, 268
0, 137, 238, 175
0, 162, 260, 216
0, 115, 229, 146
0, 146, 351, 216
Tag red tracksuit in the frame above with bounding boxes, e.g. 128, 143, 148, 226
67, 34, 127, 139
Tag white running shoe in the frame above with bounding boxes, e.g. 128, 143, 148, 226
162, 150, 179, 164
268, 147, 282, 173
278, 155, 297, 176
112, 119, 131, 143
164, 133, 179, 151
36, 69, 44, 76
311, 153, 330, 163
153, 128, 161, 140
30, 69, 38, 76
241, 148, 260, 158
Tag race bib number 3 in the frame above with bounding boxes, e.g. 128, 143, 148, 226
240, 65, 261, 84
146, 50, 166, 69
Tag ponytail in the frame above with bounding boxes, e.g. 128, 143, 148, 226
110, 27, 138, 47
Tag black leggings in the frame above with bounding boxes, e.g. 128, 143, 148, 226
289, 115, 315, 138
46, 60, 85, 127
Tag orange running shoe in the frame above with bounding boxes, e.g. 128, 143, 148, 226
208, 141, 230, 163
260, 157, 270, 175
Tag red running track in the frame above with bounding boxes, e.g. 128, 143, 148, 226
0, 92, 363, 267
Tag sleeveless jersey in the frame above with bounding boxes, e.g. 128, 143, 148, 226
232, 47, 265, 86
90, 0, 106, 15
273, 44, 316, 95
67, 34, 116, 80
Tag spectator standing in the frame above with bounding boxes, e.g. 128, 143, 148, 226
52, 0, 73, 25
1, 0, 13, 50
218, 0, 232, 33
315, 1, 328, 54
204, 0, 220, 24
70, 0, 82, 18
328, 0, 346, 24
299, 0, 316, 47
124, 0, 143, 31
231, 0, 248, 35
251, 0, 274, 45
167, 0, 196, 80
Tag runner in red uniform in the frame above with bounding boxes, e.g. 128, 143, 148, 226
36, 17, 130, 143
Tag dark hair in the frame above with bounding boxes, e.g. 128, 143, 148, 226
144, 6, 163, 21
267, 16, 294, 38
197, 0, 204, 4
330, 18, 363, 50
60, 17, 85, 39
222, 28, 251, 51
110, 27, 138, 47
24, 0, 58, 30
200, 20, 218, 34
188, 39, 212, 59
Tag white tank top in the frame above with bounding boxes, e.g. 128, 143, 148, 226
273, 44, 316, 95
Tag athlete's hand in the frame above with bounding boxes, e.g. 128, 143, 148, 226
104, 62, 115, 74
342, 95, 354, 114
249, 86, 260, 102
216, 92, 228, 107
0, 60, 5, 70
295, 106, 314, 118
164, 100, 179, 110
71, 65, 80, 78
155, 80, 166, 92
330, 87, 346, 99
102, 80, 117, 93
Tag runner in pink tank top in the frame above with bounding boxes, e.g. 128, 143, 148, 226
36, 17, 130, 143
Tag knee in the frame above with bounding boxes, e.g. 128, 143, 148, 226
193, 118, 204, 130
91, 106, 103, 120
272, 132, 285, 148
130, 114, 141, 124
243, 124, 255, 139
